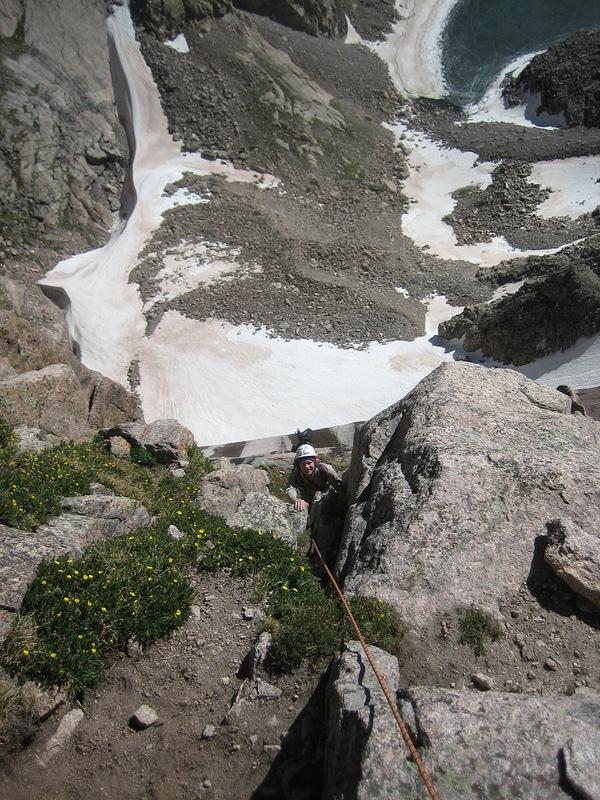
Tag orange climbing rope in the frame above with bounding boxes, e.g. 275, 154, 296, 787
310, 537, 441, 800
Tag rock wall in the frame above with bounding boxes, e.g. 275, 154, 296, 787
336, 363, 600, 637
130, 0, 346, 37
503, 29, 600, 128
324, 643, 600, 800
0, 0, 124, 245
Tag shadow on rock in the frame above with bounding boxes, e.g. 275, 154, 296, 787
527, 535, 600, 631
250, 671, 329, 800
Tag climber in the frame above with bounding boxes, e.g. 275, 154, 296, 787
285, 443, 344, 524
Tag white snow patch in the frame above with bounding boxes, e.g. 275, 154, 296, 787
389, 122, 566, 265
40, 5, 278, 387
519, 333, 600, 390
136, 295, 466, 446
345, 16, 364, 45
367, 0, 459, 98
528, 157, 600, 219
143, 241, 262, 311
491, 280, 525, 302
165, 33, 189, 54
395, 286, 411, 297
465, 52, 566, 128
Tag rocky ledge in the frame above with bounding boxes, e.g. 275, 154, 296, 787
503, 28, 600, 128
129, 0, 347, 38
439, 236, 600, 365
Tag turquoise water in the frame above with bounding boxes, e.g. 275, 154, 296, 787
442, 0, 600, 106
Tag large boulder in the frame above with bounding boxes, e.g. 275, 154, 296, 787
195, 463, 306, 542
79, 370, 143, 430
228, 491, 306, 545
324, 643, 600, 799
545, 518, 600, 609
0, 307, 142, 430
100, 419, 195, 464
195, 464, 270, 519
0, 495, 150, 610
0, 364, 92, 441
502, 29, 600, 128
336, 363, 600, 639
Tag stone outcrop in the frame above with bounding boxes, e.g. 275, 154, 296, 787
228, 492, 306, 545
324, 642, 600, 799
0, 0, 124, 243
233, 0, 346, 37
0, 305, 143, 433
130, 0, 346, 37
323, 641, 400, 800
195, 463, 306, 542
503, 29, 600, 128
545, 518, 600, 609
0, 364, 93, 441
335, 363, 600, 641
100, 419, 195, 463
0, 494, 150, 611
439, 238, 600, 365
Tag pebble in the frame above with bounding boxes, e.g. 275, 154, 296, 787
231, 743, 241, 752
129, 705, 158, 731
544, 658, 560, 672
221, 677, 231, 686
202, 779, 212, 789
471, 673, 493, 691
242, 607, 255, 621
263, 744, 281, 754
201, 724, 216, 740
168, 524, 184, 540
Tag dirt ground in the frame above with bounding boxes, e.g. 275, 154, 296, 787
0, 573, 322, 800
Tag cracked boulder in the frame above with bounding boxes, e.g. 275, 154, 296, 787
336, 363, 600, 647
545, 518, 600, 609
100, 419, 195, 464
324, 642, 600, 799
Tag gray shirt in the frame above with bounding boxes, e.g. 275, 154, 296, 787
285, 461, 342, 505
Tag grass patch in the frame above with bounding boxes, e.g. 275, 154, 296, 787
0, 679, 35, 733
458, 609, 503, 657
2, 529, 196, 693
0, 418, 402, 693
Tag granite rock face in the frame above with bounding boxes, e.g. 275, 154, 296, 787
130, 0, 346, 37
0, 0, 124, 238
323, 642, 400, 800
335, 363, 600, 641
503, 29, 600, 128
324, 643, 600, 800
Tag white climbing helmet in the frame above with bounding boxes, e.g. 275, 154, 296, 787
295, 443, 317, 460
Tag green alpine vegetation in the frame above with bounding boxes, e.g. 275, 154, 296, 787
0, 417, 402, 695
